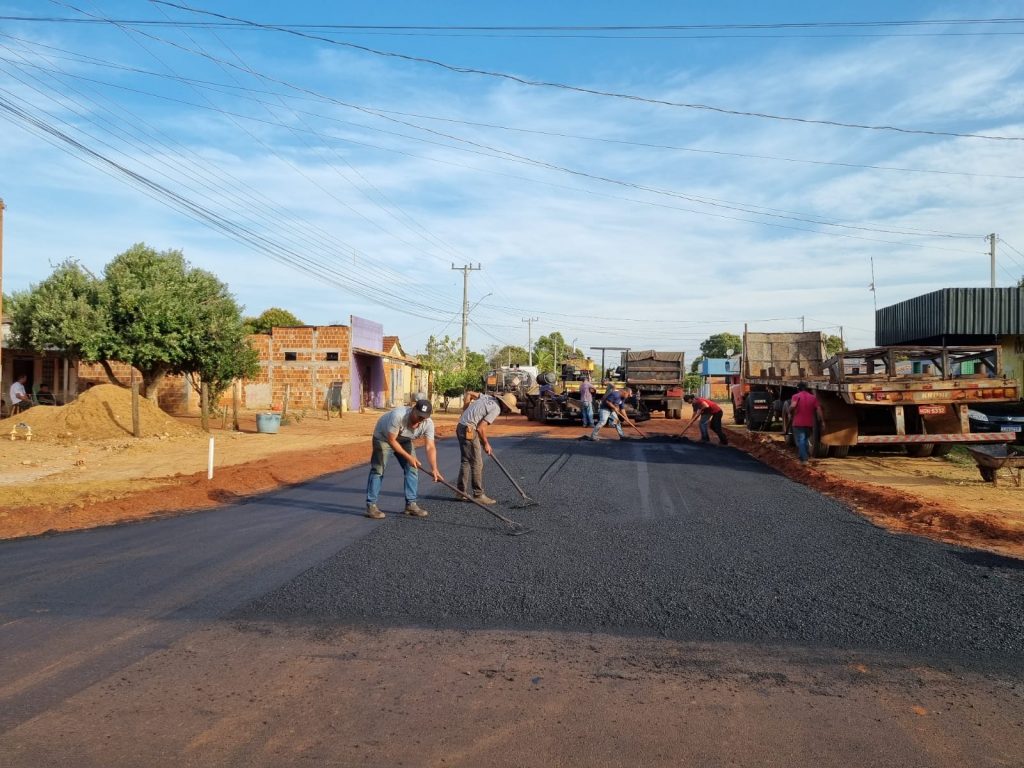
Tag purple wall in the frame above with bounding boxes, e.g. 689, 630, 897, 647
350, 315, 386, 409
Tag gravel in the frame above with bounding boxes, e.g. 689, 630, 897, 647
239, 436, 1024, 667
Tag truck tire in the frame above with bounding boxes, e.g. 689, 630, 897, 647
733, 404, 745, 425
830, 445, 850, 458
931, 444, 953, 457
905, 444, 935, 458
811, 421, 829, 459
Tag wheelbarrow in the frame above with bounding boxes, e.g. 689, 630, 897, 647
966, 443, 1024, 487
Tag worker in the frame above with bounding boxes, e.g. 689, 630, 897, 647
578, 373, 595, 427
365, 399, 443, 520
684, 393, 729, 445
788, 381, 825, 464
589, 386, 635, 441
456, 392, 520, 504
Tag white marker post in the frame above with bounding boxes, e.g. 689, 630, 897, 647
207, 437, 215, 480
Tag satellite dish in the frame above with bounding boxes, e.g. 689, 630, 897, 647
726, 348, 735, 357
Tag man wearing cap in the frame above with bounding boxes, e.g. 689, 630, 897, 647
456, 392, 519, 504
588, 386, 635, 441
365, 399, 443, 520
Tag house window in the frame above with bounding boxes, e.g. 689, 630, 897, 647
284, 351, 297, 361
325, 352, 339, 362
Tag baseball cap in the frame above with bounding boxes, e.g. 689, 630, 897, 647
412, 399, 433, 417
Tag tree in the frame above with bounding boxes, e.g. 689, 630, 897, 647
487, 344, 529, 368
684, 371, 702, 394
699, 332, 742, 360
7, 261, 106, 363
185, 271, 261, 405
533, 332, 582, 373
824, 334, 847, 358
243, 307, 304, 334
690, 355, 704, 374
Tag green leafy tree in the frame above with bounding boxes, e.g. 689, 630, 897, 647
487, 344, 530, 368
243, 307, 304, 334
186, 274, 261, 404
7, 261, 107, 362
690, 355, 704, 374
684, 372, 702, 393
699, 332, 742, 360
533, 332, 582, 374
824, 334, 847, 358
421, 335, 464, 408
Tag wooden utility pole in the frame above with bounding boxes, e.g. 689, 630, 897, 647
232, 381, 240, 431
451, 263, 481, 367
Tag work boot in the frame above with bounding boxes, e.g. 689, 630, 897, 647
474, 494, 498, 505
365, 503, 385, 519
404, 501, 429, 518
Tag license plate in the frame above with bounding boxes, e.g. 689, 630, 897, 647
1000, 425, 1022, 433
918, 405, 945, 415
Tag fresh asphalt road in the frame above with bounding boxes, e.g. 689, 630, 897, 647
2, 434, 1023, 766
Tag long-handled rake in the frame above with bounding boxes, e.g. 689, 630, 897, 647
623, 417, 649, 440
677, 412, 700, 441
489, 452, 539, 508
433, 475, 533, 536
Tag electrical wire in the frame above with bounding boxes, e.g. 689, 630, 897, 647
146, 1, 1024, 142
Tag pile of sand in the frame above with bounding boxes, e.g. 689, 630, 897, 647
0, 384, 201, 441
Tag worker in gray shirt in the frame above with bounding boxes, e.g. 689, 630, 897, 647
365, 399, 443, 519
456, 392, 519, 504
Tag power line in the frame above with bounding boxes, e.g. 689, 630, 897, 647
8, 28, 985, 249
147, 0, 1024, 142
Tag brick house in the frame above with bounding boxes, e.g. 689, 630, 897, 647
5, 313, 423, 415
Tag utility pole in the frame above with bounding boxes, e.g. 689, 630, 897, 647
801, 315, 805, 332
451, 263, 481, 367
989, 233, 997, 288
522, 317, 538, 366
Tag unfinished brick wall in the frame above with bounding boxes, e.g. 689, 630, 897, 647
243, 325, 351, 411
76, 361, 193, 413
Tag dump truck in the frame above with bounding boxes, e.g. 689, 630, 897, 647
622, 350, 686, 419
730, 330, 1020, 458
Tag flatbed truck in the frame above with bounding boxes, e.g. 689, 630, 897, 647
730, 330, 1020, 458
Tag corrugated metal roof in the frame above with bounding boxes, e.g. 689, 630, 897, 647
876, 288, 1024, 345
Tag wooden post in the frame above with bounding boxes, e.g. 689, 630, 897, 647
201, 381, 209, 432
130, 379, 141, 438
324, 386, 331, 420
282, 383, 291, 419
232, 380, 240, 431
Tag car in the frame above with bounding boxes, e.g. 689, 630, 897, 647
968, 402, 1024, 444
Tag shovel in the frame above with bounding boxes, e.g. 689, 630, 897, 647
678, 412, 700, 441
489, 452, 539, 508
433, 475, 533, 536
621, 414, 648, 440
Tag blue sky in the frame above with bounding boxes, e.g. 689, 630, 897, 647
1, 1, 1023, 360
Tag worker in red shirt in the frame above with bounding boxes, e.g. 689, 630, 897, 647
683, 393, 729, 445
788, 381, 825, 464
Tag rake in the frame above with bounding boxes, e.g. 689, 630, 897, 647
489, 452, 539, 508
433, 475, 533, 536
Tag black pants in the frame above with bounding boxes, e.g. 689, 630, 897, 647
700, 411, 728, 444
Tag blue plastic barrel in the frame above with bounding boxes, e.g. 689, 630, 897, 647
256, 413, 281, 434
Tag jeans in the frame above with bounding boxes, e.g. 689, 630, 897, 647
699, 411, 728, 444
580, 401, 594, 427
366, 437, 417, 504
591, 408, 625, 439
793, 426, 812, 462
456, 423, 486, 496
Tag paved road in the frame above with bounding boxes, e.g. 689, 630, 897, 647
2, 435, 1022, 767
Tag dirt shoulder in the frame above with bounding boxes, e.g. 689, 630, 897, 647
1, 405, 1021, 558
